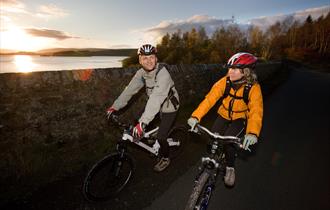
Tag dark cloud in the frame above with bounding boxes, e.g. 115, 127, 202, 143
25, 28, 79, 40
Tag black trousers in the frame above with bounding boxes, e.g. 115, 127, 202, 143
157, 111, 177, 158
211, 115, 246, 167
136, 110, 177, 158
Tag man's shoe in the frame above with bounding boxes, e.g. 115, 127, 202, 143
224, 166, 235, 186
153, 157, 170, 172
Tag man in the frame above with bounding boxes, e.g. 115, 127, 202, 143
106, 44, 180, 172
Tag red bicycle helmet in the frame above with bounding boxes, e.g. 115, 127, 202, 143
226, 52, 257, 69
137, 44, 157, 55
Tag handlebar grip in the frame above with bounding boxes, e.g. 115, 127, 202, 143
110, 114, 119, 122
108, 114, 130, 128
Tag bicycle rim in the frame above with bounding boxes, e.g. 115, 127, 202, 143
83, 153, 134, 202
184, 171, 210, 210
168, 126, 187, 159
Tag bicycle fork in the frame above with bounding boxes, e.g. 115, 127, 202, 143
199, 179, 215, 210
114, 144, 126, 177
194, 159, 218, 209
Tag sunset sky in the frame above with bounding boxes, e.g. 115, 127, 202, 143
0, 0, 329, 52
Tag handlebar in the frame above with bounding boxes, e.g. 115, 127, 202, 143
109, 114, 131, 130
108, 114, 158, 146
191, 124, 243, 148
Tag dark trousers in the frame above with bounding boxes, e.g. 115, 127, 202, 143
156, 111, 177, 158
211, 115, 246, 167
136, 110, 177, 158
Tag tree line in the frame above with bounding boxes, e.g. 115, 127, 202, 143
123, 12, 330, 67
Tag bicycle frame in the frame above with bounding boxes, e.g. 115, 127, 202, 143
193, 123, 242, 173
186, 124, 242, 210
194, 148, 225, 209
83, 115, 185, 202
113, 115, 181, 156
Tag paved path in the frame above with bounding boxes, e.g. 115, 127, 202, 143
144, 69, 330, 210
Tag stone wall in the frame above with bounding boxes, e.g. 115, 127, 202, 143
0, 62, 288, 199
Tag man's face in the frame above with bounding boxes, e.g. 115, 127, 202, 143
139, 54, 157, 71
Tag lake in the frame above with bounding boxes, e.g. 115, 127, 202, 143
0, 55, 128, 74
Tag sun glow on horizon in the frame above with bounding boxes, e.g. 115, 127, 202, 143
14, 55, 38, 72
0, 25, 52, 52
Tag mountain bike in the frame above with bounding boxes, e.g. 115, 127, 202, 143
184, 124, 243, 210
83, 114, 187, 202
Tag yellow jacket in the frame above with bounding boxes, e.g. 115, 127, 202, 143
191, 76, 263, 136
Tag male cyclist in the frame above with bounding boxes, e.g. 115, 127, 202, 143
106, 44, 180, 172
187, 52, 263, 186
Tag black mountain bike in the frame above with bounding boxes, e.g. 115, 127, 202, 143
83, 114, 187, 202
184, 124, 243, 210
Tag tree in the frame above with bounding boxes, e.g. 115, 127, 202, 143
122, 11, 330, 67
248, 26, 265, 56
157, 33, 170, 61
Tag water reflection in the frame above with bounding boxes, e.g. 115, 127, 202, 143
14, 55, 37, 73
0, 55, 125, 73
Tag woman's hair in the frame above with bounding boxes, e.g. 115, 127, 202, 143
243, 68, 258, 84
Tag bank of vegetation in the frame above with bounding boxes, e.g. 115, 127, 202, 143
0, 48, 137, 57
48, 48, 136, 57
123, 13, 330, 71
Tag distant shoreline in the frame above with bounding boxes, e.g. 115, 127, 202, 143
0, 48, 137, 57
0, 54, 123, 57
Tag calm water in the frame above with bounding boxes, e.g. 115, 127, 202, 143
0, 55, 127, 73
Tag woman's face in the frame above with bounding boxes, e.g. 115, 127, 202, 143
139, 54, 157, 71
228, 68, 244, 81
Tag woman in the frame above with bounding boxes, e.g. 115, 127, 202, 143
187, 52, 263, 186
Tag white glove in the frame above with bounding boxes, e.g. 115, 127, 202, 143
187, 117, 199, 132
243, 134, 258, 151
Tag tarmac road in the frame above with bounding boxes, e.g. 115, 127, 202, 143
144, 69, 330, 210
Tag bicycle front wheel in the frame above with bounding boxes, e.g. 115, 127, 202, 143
184, 171, 210, 210
83, 153, 134, 202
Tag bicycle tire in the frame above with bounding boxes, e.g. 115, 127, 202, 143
168, 126, 187, 159
184, 171, 210, 210
83, 152, 134, 202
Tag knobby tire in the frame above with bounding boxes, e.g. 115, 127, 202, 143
185, 171, 210, 210
83, 152, 134, 202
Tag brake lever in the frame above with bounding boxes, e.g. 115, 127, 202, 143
237, 140, 251, 152
188, 126, 200, 134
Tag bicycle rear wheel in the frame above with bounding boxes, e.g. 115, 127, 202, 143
83, 152, 134, 202
184, 171, 210, 210
168, 126, 187, 159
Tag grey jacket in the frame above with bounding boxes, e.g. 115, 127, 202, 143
111, 63, 180, 125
